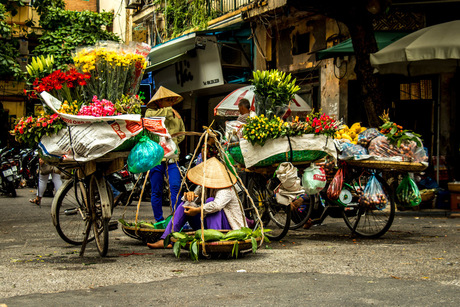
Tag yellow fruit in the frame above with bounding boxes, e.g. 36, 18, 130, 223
335, 134, 342, 139
349, 131, 357, 139
342, 125, 349, 132
351, 122, 361, 133
351, 140, 358, 145
341, 133, 352, 141
359, 127, 367, 133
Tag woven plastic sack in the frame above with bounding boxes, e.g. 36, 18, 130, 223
128, 135, 164, 173
326, 168, 343, 201
396, 175, 422, 207
301, 164, 327, 195
358, 174, 389, 210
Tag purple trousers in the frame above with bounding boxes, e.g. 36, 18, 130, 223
161, 197, 231, 240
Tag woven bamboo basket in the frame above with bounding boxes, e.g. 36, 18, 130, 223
170, 230, 262, 253
344, 159, 428, 172
121, 225, 165, 243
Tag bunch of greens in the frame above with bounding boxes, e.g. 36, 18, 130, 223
165, 228, 269, 261
379, 110, 422, 147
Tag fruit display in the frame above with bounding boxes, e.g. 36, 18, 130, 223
335, 122, 367, 144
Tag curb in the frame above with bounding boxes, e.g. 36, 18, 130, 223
395, 209, 454, 217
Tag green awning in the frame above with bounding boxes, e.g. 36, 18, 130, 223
317, 31, 410, 60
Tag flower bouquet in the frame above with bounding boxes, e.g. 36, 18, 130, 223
12, 114, 66, 148
73, 41, 151, 103
242, 110, 339, 146
250, 69, 301, 119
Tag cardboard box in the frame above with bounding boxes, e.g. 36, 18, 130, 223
451, 193, 460, 211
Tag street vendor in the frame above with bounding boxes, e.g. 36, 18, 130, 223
145, 86, 185, 223
236, 98, 251, 123
147, 157, 246, 249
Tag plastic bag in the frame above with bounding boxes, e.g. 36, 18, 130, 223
357, 128, 383, 147
368, 136, 409, 160
338, 142, 368, 160
301, 164, 327, 195
358, 174, 389, 210
327, 168, 344, 201
396, 175, 422, 207
128, 135, 164, 173
159, 137, 178, 160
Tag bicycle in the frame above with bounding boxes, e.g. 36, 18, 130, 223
50, 152, 125, 256
290, 163, 396, 238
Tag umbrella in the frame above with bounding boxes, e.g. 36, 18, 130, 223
370, 20, 460, 76
214, 85, 311, 117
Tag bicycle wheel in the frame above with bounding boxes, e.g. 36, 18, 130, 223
52, 178, 92, 245
248, 175, 290, 241
89, 175, 111, 256
289, 194, 315, 229
341, 172, 395, 238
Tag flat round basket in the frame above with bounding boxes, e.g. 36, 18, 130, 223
170, 230, 262, 254
121, 225, 165, 243
344, 159, 428, 172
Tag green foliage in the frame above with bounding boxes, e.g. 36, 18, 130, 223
32, 5, 119, 70
32, 0, 65, 16
161, 0, 219, 40
0, 3, 24, 80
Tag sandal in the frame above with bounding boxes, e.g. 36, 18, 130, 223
29, 198, 41, 206
303, 218, 314, 230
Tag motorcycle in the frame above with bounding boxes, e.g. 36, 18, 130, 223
0, 148, 17, 197
18, 148, 39, 188
106, 166, 138, 207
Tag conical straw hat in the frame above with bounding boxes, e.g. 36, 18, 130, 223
147, 86, 183, 108
187, 157, 237, 189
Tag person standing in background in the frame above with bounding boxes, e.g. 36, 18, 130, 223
145, 86, 185, 222
237, 98, 251, 124
29, 158, 62, 206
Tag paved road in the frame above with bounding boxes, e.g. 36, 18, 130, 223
1, 188, 459, 306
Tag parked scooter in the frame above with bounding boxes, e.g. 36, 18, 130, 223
106, 166, 137, 207
0, 148, 17, 197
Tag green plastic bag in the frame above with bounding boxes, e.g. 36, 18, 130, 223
128, 135, 164, 174
396, 175, 422, 207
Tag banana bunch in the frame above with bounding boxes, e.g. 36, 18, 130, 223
26, 55, 55, 79
335, 122, 367, 144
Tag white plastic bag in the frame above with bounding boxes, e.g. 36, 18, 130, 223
159, 137, 178, 160
301, 164, 327, 195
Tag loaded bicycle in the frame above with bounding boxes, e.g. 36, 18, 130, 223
50, 151, 128, 256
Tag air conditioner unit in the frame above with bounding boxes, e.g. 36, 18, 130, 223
220, 43, 251, 68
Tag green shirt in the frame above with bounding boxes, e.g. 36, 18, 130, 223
145, 107, 185, 155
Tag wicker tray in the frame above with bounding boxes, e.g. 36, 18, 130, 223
121, 225, 165, 243
227, 143, 327, 168
170, 230, 262, 254
344, 159, 428, 172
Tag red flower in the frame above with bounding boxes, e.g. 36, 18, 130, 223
42, 122, 48, 127
19, 127, 24, 134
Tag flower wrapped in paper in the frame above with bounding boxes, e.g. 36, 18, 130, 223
73, 41, 151, 102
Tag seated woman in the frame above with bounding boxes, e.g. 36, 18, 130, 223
147, 157, 246, 249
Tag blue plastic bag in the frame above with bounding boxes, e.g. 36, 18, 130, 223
128, 135, 164, 174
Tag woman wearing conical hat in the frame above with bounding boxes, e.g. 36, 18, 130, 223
145, 86, 185, 224
147, 157, 246, 249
